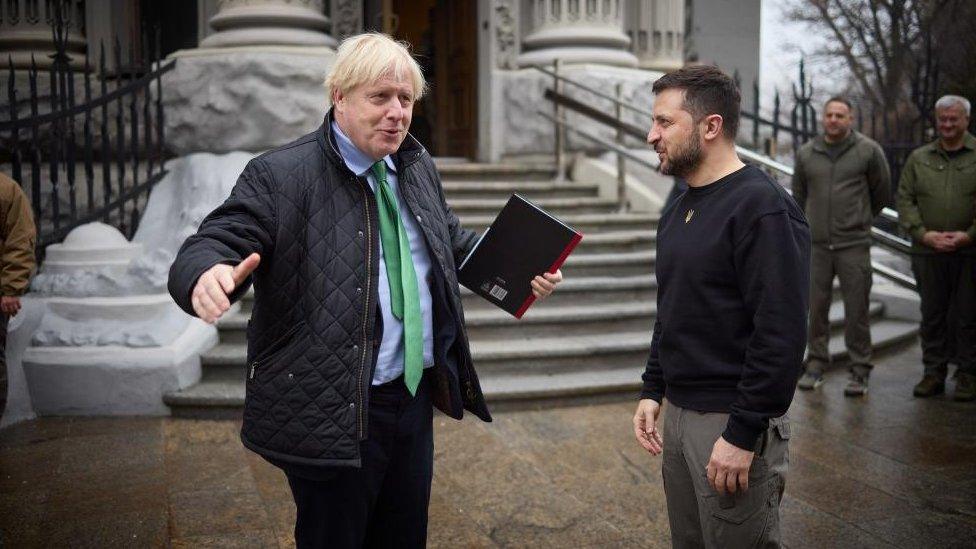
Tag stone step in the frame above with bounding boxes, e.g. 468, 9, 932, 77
460, 212, 659, 233
165, 316, 918, 415
434, 162, 555, 181
461, 274, 658, 311
208, 302, 887, 377
441, 181, 599, 200
461, 298, 884, 341
559, 250, 655, 277
218, 296, 883, 347
572, 230, 656, 254
237, 274, 659, 314
449, 196, 621, 216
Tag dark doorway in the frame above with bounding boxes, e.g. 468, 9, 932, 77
387, 0, 478, 159
139, 1, 198, 60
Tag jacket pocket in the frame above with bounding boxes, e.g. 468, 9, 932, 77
247, 321, 309, 382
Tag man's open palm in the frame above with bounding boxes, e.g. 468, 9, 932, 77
191, 253, 261, 323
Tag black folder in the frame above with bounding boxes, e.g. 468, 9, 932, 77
458, 194, 583, 318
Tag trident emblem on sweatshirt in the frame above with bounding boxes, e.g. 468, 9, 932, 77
685, 209, 694, 223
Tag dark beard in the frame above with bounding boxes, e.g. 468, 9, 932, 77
660, 133, 703, 177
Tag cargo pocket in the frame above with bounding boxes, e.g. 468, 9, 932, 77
703, 479, 775, 548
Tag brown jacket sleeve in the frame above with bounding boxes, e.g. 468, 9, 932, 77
0, 173, 37, 296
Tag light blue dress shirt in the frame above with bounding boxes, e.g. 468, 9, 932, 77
331, 122, 435, 385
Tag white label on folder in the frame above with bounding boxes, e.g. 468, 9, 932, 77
488, 284, 508, 301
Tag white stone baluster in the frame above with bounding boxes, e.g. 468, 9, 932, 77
625, 0, 684, 71
0, 0, 87, 69
199, 0, 336, 49
517, 0, 637, 67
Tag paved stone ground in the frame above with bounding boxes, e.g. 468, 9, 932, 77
2, 341, 976, 548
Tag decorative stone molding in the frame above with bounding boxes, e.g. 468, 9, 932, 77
200, 0, 336, 48
494, 0, 518, 70
330, 0, 362, 42
517, 0, 637, 67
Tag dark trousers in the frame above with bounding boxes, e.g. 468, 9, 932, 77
807, 245, 873, 376
912, 254, 976, 377
0, 314, 8, 422
286, 373, 434, 549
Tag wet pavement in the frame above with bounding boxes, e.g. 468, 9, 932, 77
2, 341, 976, 548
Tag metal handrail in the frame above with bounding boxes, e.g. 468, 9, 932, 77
532, 64, 652, 119
537, 77, 917, 291
536, 63, 903, 214
536, 111, 658, 171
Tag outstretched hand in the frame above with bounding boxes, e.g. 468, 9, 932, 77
191, 253, 261, 323
531, 269, 563, 299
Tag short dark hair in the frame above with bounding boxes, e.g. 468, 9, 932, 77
824, 96, 853, 111
651, 65, 741, 140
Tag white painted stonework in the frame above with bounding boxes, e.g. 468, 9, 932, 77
496, 64, 662, 157
19, 153, 255, 416
162, 47, 335, 155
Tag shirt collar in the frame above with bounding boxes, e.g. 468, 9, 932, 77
331, 120, 397, 177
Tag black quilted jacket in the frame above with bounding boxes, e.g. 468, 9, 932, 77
168, 113, 491, 468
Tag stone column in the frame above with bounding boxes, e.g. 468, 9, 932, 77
0, 0, 87, 69
199, 0, 336, 49
517, 0, 637, 68
626, 0, 683, 71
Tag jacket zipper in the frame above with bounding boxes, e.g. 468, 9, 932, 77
402, 174, 478, 403
827, 154, 835, 250
357, 179, 372, 440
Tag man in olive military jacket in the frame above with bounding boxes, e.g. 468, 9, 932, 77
792, 97, 891, 396
897, 95, 976, 401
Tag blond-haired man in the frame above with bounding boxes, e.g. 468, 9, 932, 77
169, 33, 560, 547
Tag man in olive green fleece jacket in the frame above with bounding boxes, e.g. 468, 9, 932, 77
792, 97, 891, 396
0, 173, 36, 421
897, 95, 976, 401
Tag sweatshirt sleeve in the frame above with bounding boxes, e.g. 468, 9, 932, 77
168, 159, 277, 317
640, 320, 665, 402
896, 154, 927, 242
723, 210, 810, 450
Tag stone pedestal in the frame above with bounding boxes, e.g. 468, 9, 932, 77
162, 47, 335, 155
517, 0, 637, 67
21, 222, 216, 416
200, 0, 336, 48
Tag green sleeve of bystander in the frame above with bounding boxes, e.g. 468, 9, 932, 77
868, 143, 892, 216
896, 153, 927, 242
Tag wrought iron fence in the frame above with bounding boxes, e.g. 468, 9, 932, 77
734, 59, 951, 190
0, 9, 174, 255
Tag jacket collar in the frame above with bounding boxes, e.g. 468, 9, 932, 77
928, 131, 976, 155
316, 108, 428, 176
812, 130, 858, 155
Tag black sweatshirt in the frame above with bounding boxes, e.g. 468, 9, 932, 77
641, 164, 811, 451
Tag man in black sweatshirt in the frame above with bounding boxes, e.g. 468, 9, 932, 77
632, 65, 810, 548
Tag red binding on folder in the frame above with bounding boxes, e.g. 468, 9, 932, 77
458, 194, 584, 319
513, 232, 583, 319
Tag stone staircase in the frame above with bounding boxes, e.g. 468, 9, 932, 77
163, 162, 918, 416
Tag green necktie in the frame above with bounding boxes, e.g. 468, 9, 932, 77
371, 161, 423, 396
